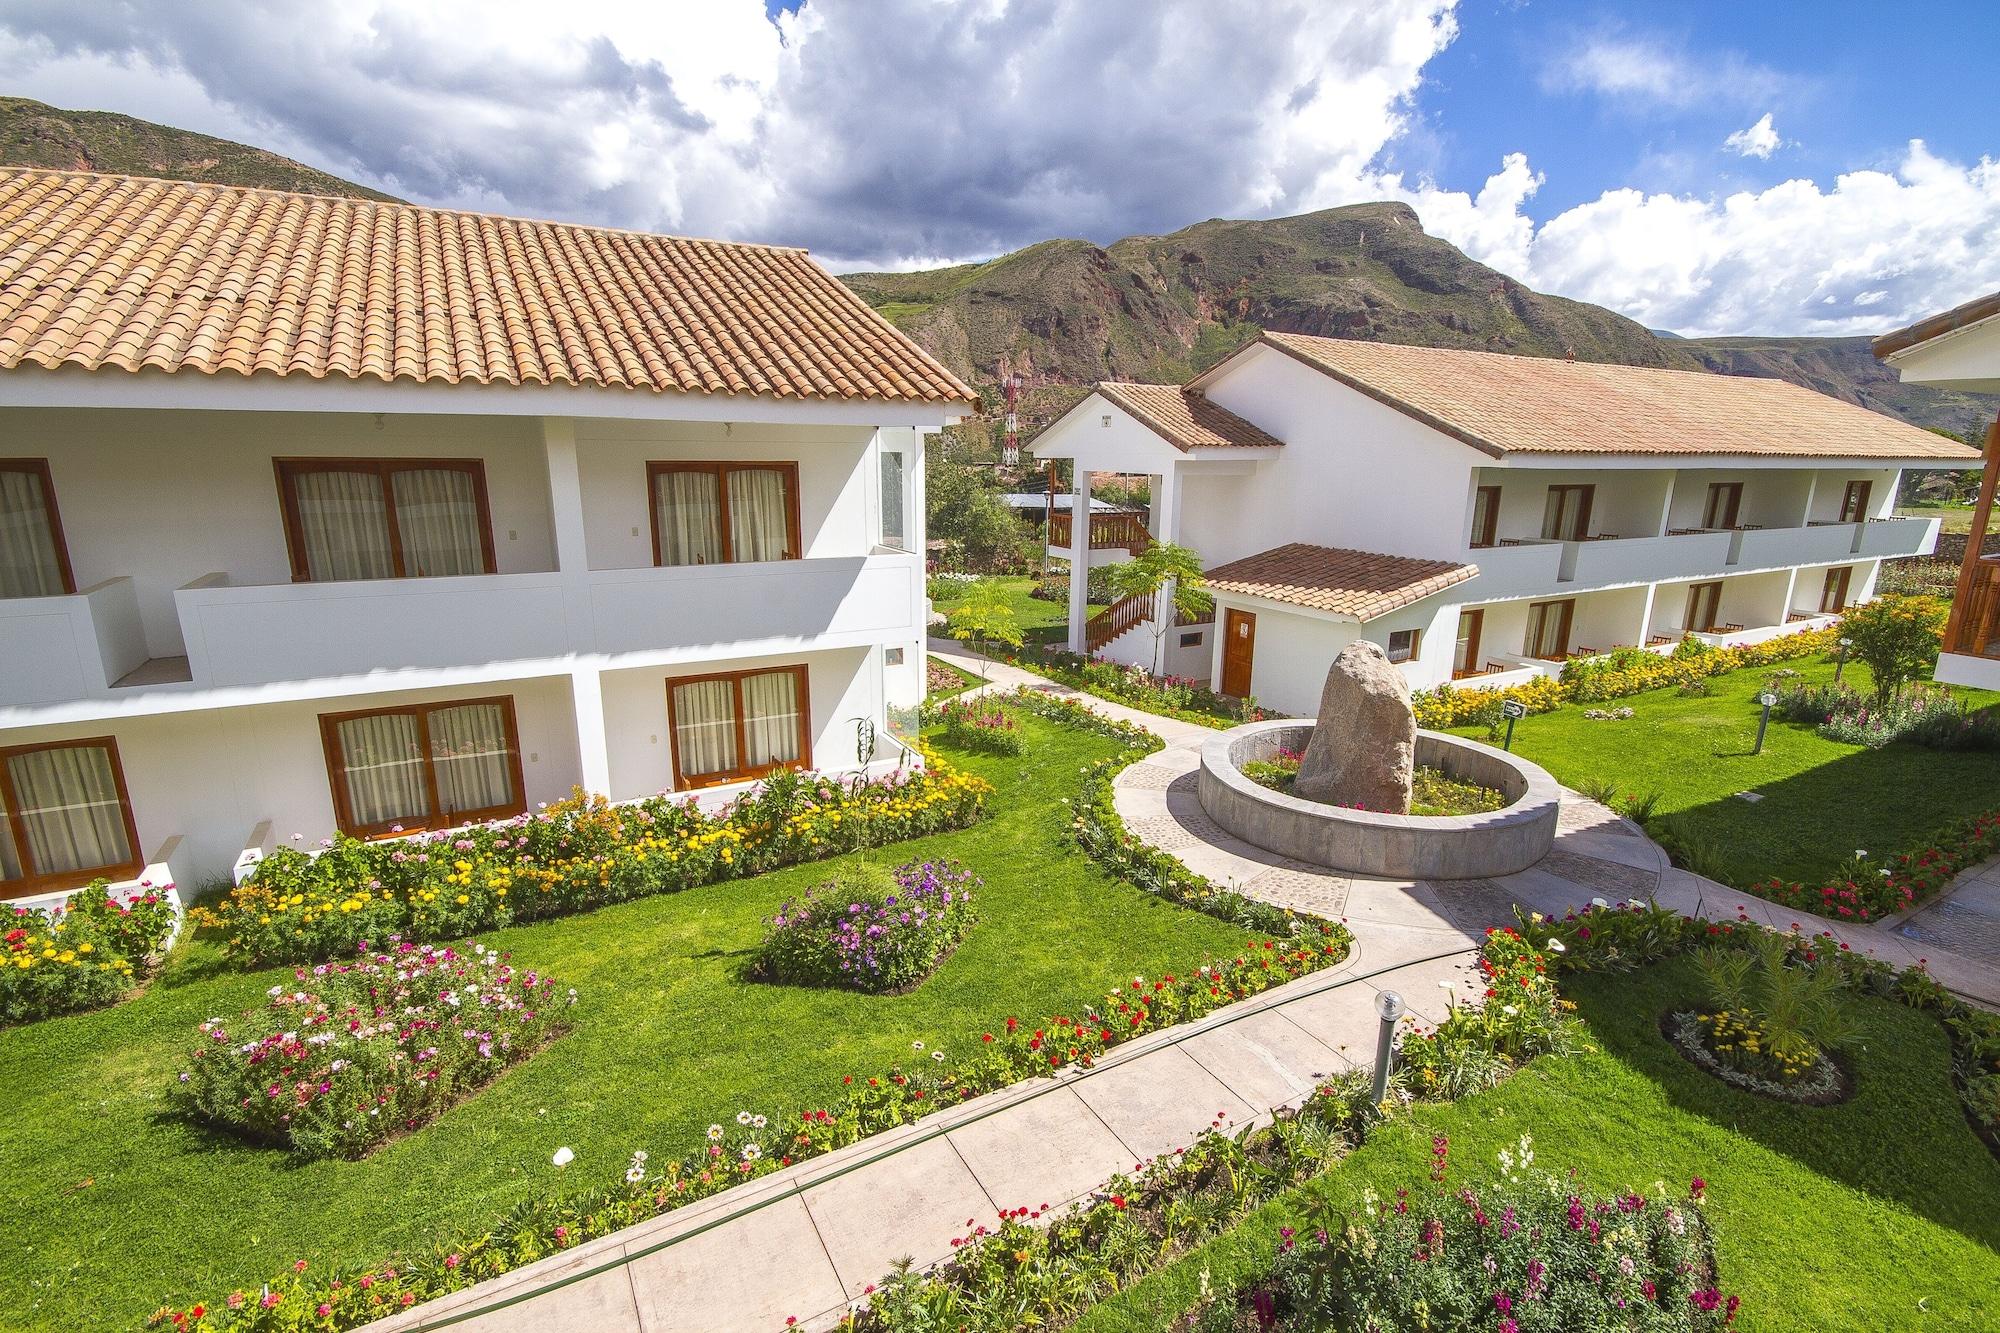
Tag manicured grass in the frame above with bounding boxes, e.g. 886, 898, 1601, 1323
930, 574, 1101, 645
0, 715, 1256, 1330
1077, 955, 2000, 1332
1449, 656, 2000, 887
1897, 503, 1977, 534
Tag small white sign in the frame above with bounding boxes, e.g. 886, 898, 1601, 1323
1500, 699, 1528, 719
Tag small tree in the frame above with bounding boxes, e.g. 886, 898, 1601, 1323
1106, 541, 1210, 677
1838, 594, 1948, 704
946, 582, 1022, 681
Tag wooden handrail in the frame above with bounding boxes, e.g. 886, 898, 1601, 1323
1944, 415, 2000, 655
1085, 591, 1152, 653
1047, 510, 1151, 553
1950, 555, 2000, 660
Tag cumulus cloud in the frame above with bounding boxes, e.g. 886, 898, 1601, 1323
1540, 31, 1789, 111
1723, 113, 1783, 159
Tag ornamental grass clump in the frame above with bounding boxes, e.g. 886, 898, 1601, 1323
1238, 1141, 1735, 1332
1674, 928, 1856, 1102
173, 941, 575, 1159
2, 883, 178, 1024
755, 859, 980, 993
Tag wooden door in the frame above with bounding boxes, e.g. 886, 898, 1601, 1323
1839, 480, 1873, 523
1685, 581, 1723, 632
1820, 566, 1852, 613
1453, 608, 1484, 678
1221, 609, 1256, 697
1702, 483, 1742, 530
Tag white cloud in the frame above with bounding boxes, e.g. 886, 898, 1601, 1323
1723, 113, 1783, 159
1541, 32, 1788, 111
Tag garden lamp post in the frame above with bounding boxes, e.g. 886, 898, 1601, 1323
1834, 636, 1853, 686
1371, 990, 1405, 1104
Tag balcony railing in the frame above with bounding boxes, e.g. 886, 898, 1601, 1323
588, 551, 920, 659
1048, 510, 1151, 553
1950, 557, 2000, 660
0, 577, 149, 707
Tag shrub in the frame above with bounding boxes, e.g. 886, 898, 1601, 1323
999, 644, 1266, 728
755, 859, 981, 993
2, 884, 178, 1024
196, 757, 990, 966
1839, 594, 1948, 703
1687, 929, 1856, 1092
174, 941, 574, 1159
929, 697, 1024, 755
1255, 1159, 1735, 1332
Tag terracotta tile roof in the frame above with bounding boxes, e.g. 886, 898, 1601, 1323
0, 167, 975, 404
1254, 332, 1976, 461
1872, 288, 2000, 358
1205, 542, 1477, 621
1095, 381, 1284, 450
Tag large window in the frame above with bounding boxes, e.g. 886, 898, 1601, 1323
1540, 485, 1594, 541
319, 697, 525, 837
1452, 609, 1484, 678
1526, 598, 1575, 660
649, 462, 801, 567
277, 459, 495, 582
1820, 567, 1853, 614
0, 738, 140, 897
0, 459, 75, 598
1838, 480, 1874, 523
665, 665, 811, 789
879, 449, 908, 551
1702, 483, 1742, 530
1469, 486, 1501, 548
1684, 581, 1724, 633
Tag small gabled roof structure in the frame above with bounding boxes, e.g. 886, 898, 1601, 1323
1205, 542, 1477, 621
1215, 331, 1976, 462
1091, 382, 1285, 451
0, 167, 976, 405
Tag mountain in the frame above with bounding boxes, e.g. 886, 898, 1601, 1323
0, 96, 399, 202
839, 205, 1995, 445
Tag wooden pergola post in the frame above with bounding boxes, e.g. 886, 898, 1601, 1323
1944, 412, 2000, 654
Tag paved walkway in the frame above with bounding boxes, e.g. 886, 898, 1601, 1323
365, 645, 1999, 1333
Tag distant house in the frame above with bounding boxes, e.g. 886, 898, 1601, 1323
1030, 333, 1976, 714
1874, 290, 2000, 691
0, 168, 974, 910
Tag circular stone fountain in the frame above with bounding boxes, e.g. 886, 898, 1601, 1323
1198, 719, 1561, 879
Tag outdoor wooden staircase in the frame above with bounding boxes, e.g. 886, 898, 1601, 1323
1084, 592, 1151, 653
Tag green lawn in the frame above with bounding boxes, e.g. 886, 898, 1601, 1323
0, 715, 1256, 1330
930, 573, 1102, 646
1897, 503, 1978, 535
1449, 656, 2000, 887
1079, 955, 2000, 1332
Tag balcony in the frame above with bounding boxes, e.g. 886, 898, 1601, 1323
1460, 539, 1565, 599
588, 551, 921, 661
175, 571, 571, 689
1854, 516, 1939, 559
0, 577, 149, 706
1047, 510, 1150, 556
1559, 530, 1735, 587
1725, 523, 1860, 570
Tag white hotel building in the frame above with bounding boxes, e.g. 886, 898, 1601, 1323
1032, 332, 1975, 716
0, 169, 974, 909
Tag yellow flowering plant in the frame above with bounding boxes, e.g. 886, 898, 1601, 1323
2, 883, 177, 1024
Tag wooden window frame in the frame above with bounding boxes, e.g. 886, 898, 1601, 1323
1685, 581, 1724, 633
1820, 566, 1853, 614
1702, 483, 1743, 531
646, 461, 804, 567
1469, 485, 1501, 548
1385, 628, 1421, 664
1838, 479, 1874, 524
1452, 608, 1485, 679
1526, 598, 1576, 659
1541, 484, 1595, 542
318, 695, 527, 839
274, 457, 497, 583
0, 736, 142, 898
664, 664, 814, 790
0, 458, 78, 596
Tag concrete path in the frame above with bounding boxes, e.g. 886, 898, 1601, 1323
364, 645, 1999, 1333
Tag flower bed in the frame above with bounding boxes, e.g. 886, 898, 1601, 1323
1749, 808, 2000, 922
1237, 1154, 1735, 1332
1664, 1010, 1849, 1105
1240, 749, 1506, 817
2, 883, 178, 1025
1770, 680, 2000, 750
1412, 626, 1840, 729
196, 754, 991, 966
928, 697, 1024, 755
174, 942, 575, 1160
755, 859, 981, 994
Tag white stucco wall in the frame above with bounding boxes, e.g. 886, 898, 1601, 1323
1206, 592, 1461, 714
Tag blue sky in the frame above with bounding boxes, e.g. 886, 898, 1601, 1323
0, 0, 1994, 337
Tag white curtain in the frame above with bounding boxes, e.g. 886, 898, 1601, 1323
741, 670, 802, 768
429, 703, 516, 815
728, 468, 791, 563
0, 786, 21, 881
879, 451, 907, 550
335, 713, 432, 828
655, 470, 723, 566
671, 678, 739, 779
6, 745, 132, 877
391, 468, 485, 577
0, 468, 66, 598
295, 469, 395, 581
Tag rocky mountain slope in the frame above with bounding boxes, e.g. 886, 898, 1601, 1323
0, 96, 399, 202
841, 205, 1995, 444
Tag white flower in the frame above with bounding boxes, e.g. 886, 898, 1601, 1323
707, 1124, 724, 1141
931, 1051, 946, 1063
1437, 979, 1455, 989
625, 1165, 646, 1184
736, 1110, 753, 1126
910, 1040, 925, 1052
1546, 938, 1567, 953
1502, 1005, 1518, 1016
551, 1147, 575, 1167
1854, 849, 1868, 858
1590, 897, 1609, 909
751, 1115, 767, 1129
742, 1144, 762, 1162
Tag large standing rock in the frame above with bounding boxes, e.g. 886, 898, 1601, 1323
1291, 640, 1416, 813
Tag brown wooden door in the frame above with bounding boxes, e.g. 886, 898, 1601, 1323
1839, 480, 1873, 523
1453, 608, 1484, 678
1221, 609, 1256, 696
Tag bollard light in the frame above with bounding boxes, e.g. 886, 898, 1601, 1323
1371, 989, 1405, 1104
1834, 636, 1853, 687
